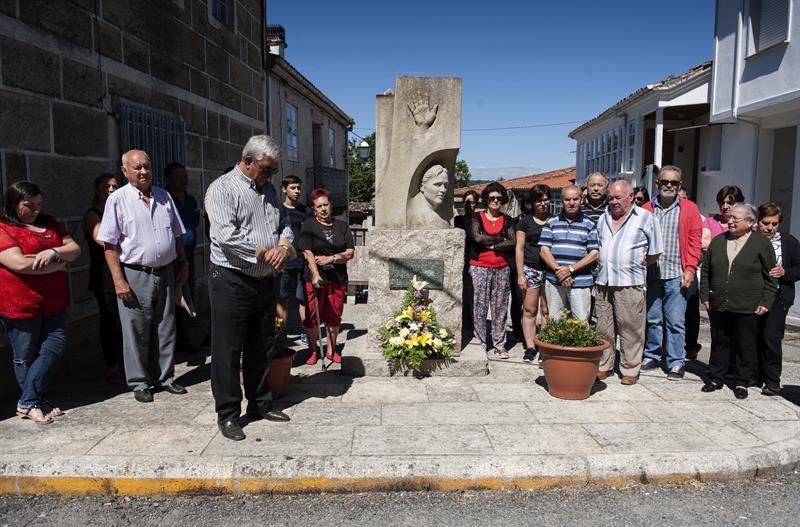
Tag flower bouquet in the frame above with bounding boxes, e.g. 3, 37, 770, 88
378, 276, 455, 374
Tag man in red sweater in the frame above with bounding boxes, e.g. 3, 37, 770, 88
641, 166, 702, 380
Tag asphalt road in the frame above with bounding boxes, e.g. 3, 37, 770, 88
2, 471, 799, 526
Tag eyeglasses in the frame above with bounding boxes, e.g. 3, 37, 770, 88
487, 196, 503, 202
729, 216, 749, 224
657, 179, 681, 187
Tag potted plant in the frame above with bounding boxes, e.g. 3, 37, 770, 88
533, 315, 610, 400
266, 317, 296, 398
378, 276, 455, 376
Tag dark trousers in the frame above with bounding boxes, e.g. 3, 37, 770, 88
756, 297, 788, 389
508, 265, 523, 340
92, 289, 123, 367
684, 284, 701, 351
209, 264, 278, 421
707, 310, 757, 386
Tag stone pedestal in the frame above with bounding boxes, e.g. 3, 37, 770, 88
367, 228, 465, 352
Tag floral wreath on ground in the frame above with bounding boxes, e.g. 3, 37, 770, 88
378, 275, 455, 373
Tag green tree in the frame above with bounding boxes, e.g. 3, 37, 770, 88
348, 132, 376, 202
454, 159, 471, 188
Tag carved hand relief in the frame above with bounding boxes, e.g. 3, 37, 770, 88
406, 164, 451, 229
406, 91, 438, 128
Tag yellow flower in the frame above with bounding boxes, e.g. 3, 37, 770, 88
404, 334, 419, 348
418, 331, 431, 347
419, 310, 431, 323
399, 306, 414, 321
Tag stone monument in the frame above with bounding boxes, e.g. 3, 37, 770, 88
367, 76, 466, 353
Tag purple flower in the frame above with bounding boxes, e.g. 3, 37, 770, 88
414, 291, 422, 299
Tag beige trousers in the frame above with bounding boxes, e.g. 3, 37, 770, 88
596, 285, 646, 377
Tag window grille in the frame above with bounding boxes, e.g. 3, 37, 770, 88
119, 103, 186, 187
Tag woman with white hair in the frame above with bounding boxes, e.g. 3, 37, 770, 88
700, 203, 777, 399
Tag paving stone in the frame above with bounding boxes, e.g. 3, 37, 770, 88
736, 420, 800, 444
203, 425, 354, 457
424, 383, 480, 402
689, 421, 766, 450
529, 401, 649, 424
733, 399, 800, 421
642, 378, 733, 401
473, 382, 553, 402
584, 422, 713, 453
288, 404, 381, 426
341, 381, 429, 404
635, 401, 760, 422
484, 424, 599, 454
0, 421, 117, 455
584, 381, 662, 402
88, 424, 216, 456
352, 425, 491, 455
382, 402, 535, 426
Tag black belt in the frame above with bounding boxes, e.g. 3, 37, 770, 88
123, 263, 167, 275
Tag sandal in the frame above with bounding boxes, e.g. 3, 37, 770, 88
16, 406, 54, 425
40, 401, 64, 419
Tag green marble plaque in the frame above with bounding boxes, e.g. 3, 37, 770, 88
388, 258, 444, 290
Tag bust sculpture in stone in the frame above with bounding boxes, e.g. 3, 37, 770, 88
406, 164, 451, 229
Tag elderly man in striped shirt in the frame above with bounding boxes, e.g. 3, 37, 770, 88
595, 180, 663, 385
539, 185, 599, 322
205, 135, 297, 441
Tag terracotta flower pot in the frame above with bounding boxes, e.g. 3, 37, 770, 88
266, 354, 295, 399
533, 336, 611, 400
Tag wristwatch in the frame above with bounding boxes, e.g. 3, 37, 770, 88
568, 265, 575, 275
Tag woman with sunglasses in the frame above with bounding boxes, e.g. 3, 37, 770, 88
469, 182, 515, 358
753, 202, 800, 396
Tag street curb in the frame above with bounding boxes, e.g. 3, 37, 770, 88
1, 437, 798, 495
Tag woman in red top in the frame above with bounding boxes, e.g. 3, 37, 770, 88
0, 182, 81, 424
469, 182, 515, 358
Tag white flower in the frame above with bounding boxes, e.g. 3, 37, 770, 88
389, 336, 404, 347
409, 322, 419, 332
411, 274, 428, 291
433, 338, 443, 349
399, 327, 410, 338
438, 328, 448, 338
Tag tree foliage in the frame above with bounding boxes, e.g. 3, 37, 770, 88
348, 132, 376, 203
454, 159, 471, 188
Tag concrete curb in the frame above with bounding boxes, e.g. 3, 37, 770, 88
1, 435, 798, 495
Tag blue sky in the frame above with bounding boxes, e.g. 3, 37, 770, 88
268, 1, 716, 181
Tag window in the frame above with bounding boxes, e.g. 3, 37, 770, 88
328, 128, 336, 167
209, 0, 235, 30
626, 122, 636, 172
286, 104, 299, 162
118, 103, 186, 188
583, 126, 624, 178
748, 0, 790, 55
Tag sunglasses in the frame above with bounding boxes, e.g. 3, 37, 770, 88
657, 179, 680, 187
487, 196, 503, 202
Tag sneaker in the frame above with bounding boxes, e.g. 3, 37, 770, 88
667, 365, 685, 381
300, 333, 308, 344
523, 348, 536, 362
640, 357, 659, 371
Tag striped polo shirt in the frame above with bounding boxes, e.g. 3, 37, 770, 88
596, 206, 663, 287
539, 211, 599, 288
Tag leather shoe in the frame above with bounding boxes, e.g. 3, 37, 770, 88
762, 385, 780, 396
596, 370, 614, 380
701, 381, 723, 393
620, 375, 638, 385
218, 418, 245, 441
133, 388, 153, 403
161, 382, 187, 395
246, 403, 291, 422
734, 386, 748, 399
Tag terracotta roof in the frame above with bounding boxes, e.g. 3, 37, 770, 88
455, 167, 576, 197
568, 61, 712, 138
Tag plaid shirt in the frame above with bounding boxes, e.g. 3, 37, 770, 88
650, 197, 682, 279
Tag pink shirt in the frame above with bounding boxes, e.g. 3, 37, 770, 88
703, 214, 728, 240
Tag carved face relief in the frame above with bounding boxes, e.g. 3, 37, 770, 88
421, 166, 449, 210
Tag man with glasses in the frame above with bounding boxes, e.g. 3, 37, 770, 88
205, 135, 297, 441
539, 185, 599, 322
641, 165, 702, 380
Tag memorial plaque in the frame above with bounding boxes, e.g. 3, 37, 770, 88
388, 258, 444, 290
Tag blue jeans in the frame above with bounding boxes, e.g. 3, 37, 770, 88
1, 311, 67, 409
644, 277, 687, 369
